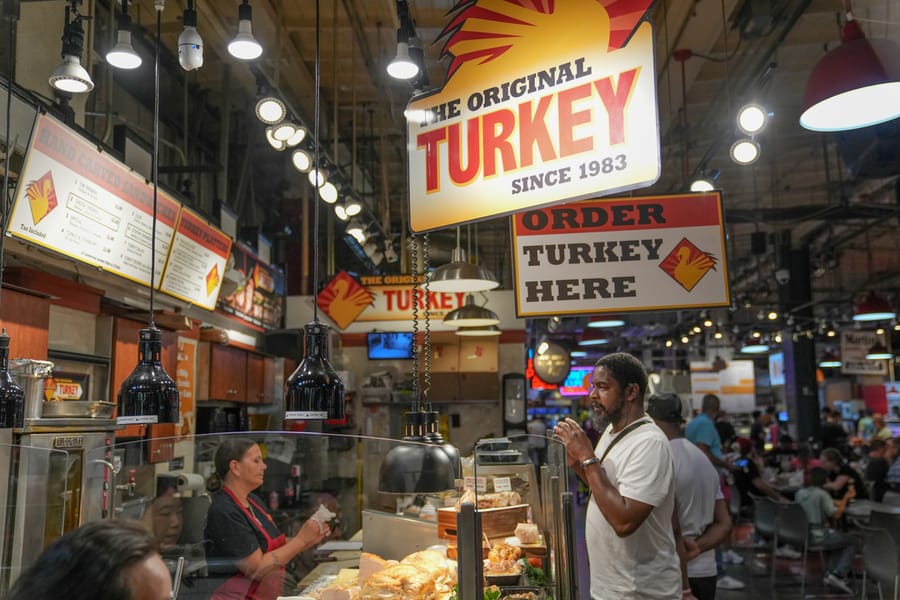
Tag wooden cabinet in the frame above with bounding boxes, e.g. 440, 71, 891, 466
208, 344, 247, 401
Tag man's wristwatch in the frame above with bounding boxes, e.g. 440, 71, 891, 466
580, 456, 601, 468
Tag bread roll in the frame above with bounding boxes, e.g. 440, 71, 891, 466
359, 564, 436, 599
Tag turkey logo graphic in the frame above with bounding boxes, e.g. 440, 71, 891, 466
407, 0, 659, 231
317, 271, 374, 330
659, 238, 718, 292
24, 171, 59, 225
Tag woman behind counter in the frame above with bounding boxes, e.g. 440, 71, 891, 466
205, 438, 330, 600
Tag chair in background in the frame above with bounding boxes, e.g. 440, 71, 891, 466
750, 494, 780, 581
773, 501, 854, 598
869, 507, 900, 552
858, 525, 898, 600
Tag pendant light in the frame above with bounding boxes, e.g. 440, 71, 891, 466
427, 226, 498, 292
800, 9, 900, 132
818, 349, 842, 368
106, 0, 142, 70
866, 340, 892, 360
852, 290, 896, 322
177, 0, 204, 72
283, 0, 343, 422
443, 294, 499, 328
455, 325, 502, 337
49, 2, 93, 93
227, 0, 262, 60
379, 234, 456, 493
117, 4, 179, 425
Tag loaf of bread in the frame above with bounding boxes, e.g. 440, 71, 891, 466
514, 522, 539, 544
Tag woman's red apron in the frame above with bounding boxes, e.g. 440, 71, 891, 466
211, 487, 288, 600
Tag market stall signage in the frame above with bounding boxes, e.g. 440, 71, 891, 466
356, 275, 468, 323
317, 271, 375, 330
159, 207, 232, 311
407, 0, 657, 232
9, 114, 178, 287
690, 360, 755, 413
840, 330, 888, 375
219, 242, 286, 329
511, 193, 730, 317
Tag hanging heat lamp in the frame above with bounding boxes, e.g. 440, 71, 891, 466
852, 290, 896, 322
378, 234, 456, 494
117, 4, 178, 425
283, 0, 343, 422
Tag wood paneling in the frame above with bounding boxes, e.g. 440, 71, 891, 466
0, 286, 51, 359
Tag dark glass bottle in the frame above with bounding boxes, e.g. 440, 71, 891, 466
284, 322, 344, 420
0, 329, 24, 428
116, 327, 180, 424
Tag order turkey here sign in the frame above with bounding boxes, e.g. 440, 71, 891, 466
511, 193, 731, 317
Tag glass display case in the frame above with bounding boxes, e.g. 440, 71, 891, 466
0, 431, 573, 599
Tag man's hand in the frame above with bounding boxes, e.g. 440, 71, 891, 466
683, 537, 701, 561
552, 418, 595, 467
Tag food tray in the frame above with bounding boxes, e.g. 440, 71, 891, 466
437, 504, 530, 540
497, 585, 545, 599
42, 401, 116, 419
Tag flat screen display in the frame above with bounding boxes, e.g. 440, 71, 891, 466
367, 332, 414, 360
768, 352, 785, 386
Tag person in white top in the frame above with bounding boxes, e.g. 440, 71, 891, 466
554, 352, 681, 600
648, 393, 733, 600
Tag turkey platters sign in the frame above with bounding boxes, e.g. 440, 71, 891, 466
511, 193, 730, 317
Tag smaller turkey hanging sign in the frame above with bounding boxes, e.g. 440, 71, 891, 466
511, 192, 730, 317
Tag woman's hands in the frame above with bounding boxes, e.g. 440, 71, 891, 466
295, 517, 331, 549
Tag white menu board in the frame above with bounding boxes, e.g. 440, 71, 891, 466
689, 359, 756, 413
8, 114, 179, 287
160, 207, 232, 311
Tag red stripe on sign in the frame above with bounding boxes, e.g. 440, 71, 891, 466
513, 194, 722, 235
177, 210, 231, 258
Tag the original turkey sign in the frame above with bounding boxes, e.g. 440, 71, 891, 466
407, 0, 659, 232
511, 193, 731, 317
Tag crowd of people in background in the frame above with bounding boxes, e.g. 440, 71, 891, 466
550, 353, 900, 600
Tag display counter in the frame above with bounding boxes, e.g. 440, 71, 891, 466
0, 431, 573, 599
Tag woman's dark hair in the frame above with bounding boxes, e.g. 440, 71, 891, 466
208, 437, 258, 492
7, 519, 158, 600
821, 447, 845, 465
595, 352, 648, 399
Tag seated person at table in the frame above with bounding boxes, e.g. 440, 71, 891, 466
765, 434, 797, 470
795, 467, 857, 595
884, 437, 900, 503
864, 439, 891, 502
872, 413, 893, 443
732, 438, 787, 509
789, 443, 822, 485
820, 447, 868, 500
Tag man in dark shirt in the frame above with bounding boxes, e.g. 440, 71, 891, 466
821, 410, 849, 454
821, 447, 868, 500
732, 438, 786, 509
865, 439, 890, 501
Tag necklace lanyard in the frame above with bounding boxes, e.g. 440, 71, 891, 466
598, 418, 650, 464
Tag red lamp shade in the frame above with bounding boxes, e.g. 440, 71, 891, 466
800, 17, 900, 132
852, 290, 896, 322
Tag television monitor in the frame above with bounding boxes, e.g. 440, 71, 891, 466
768, 352, 785, 386
366, 332, 414, 360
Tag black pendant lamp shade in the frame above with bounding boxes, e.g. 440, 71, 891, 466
425, 410, 461, 478
378, 410, 456, 493
117, 326, 179, 424
0, 329, 25, 428
284, 321, 344, 420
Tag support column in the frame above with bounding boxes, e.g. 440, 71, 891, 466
778, 243, 821, 443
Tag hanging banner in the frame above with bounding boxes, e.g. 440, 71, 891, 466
218, 242, 286, 329
9, 114, 178, 287
356, 275, 468, 323
511, 193, 730, 317
407, 0, 658, 232
175, 337, 197, 440
159, 208, 232, 311
841, 330, 888, 375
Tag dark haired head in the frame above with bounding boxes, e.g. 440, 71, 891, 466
820, 447, 845, 466
208, 437, 258, 492
7, 520, 159, 600
701, 394, 720, 413
809, 467, 829, 487
595, 352, 648, 399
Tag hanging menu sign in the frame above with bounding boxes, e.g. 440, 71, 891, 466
511, 193, 730, 317
407, 0, 657, 232
9, 114, 179, 287
159, 208, 232, 311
